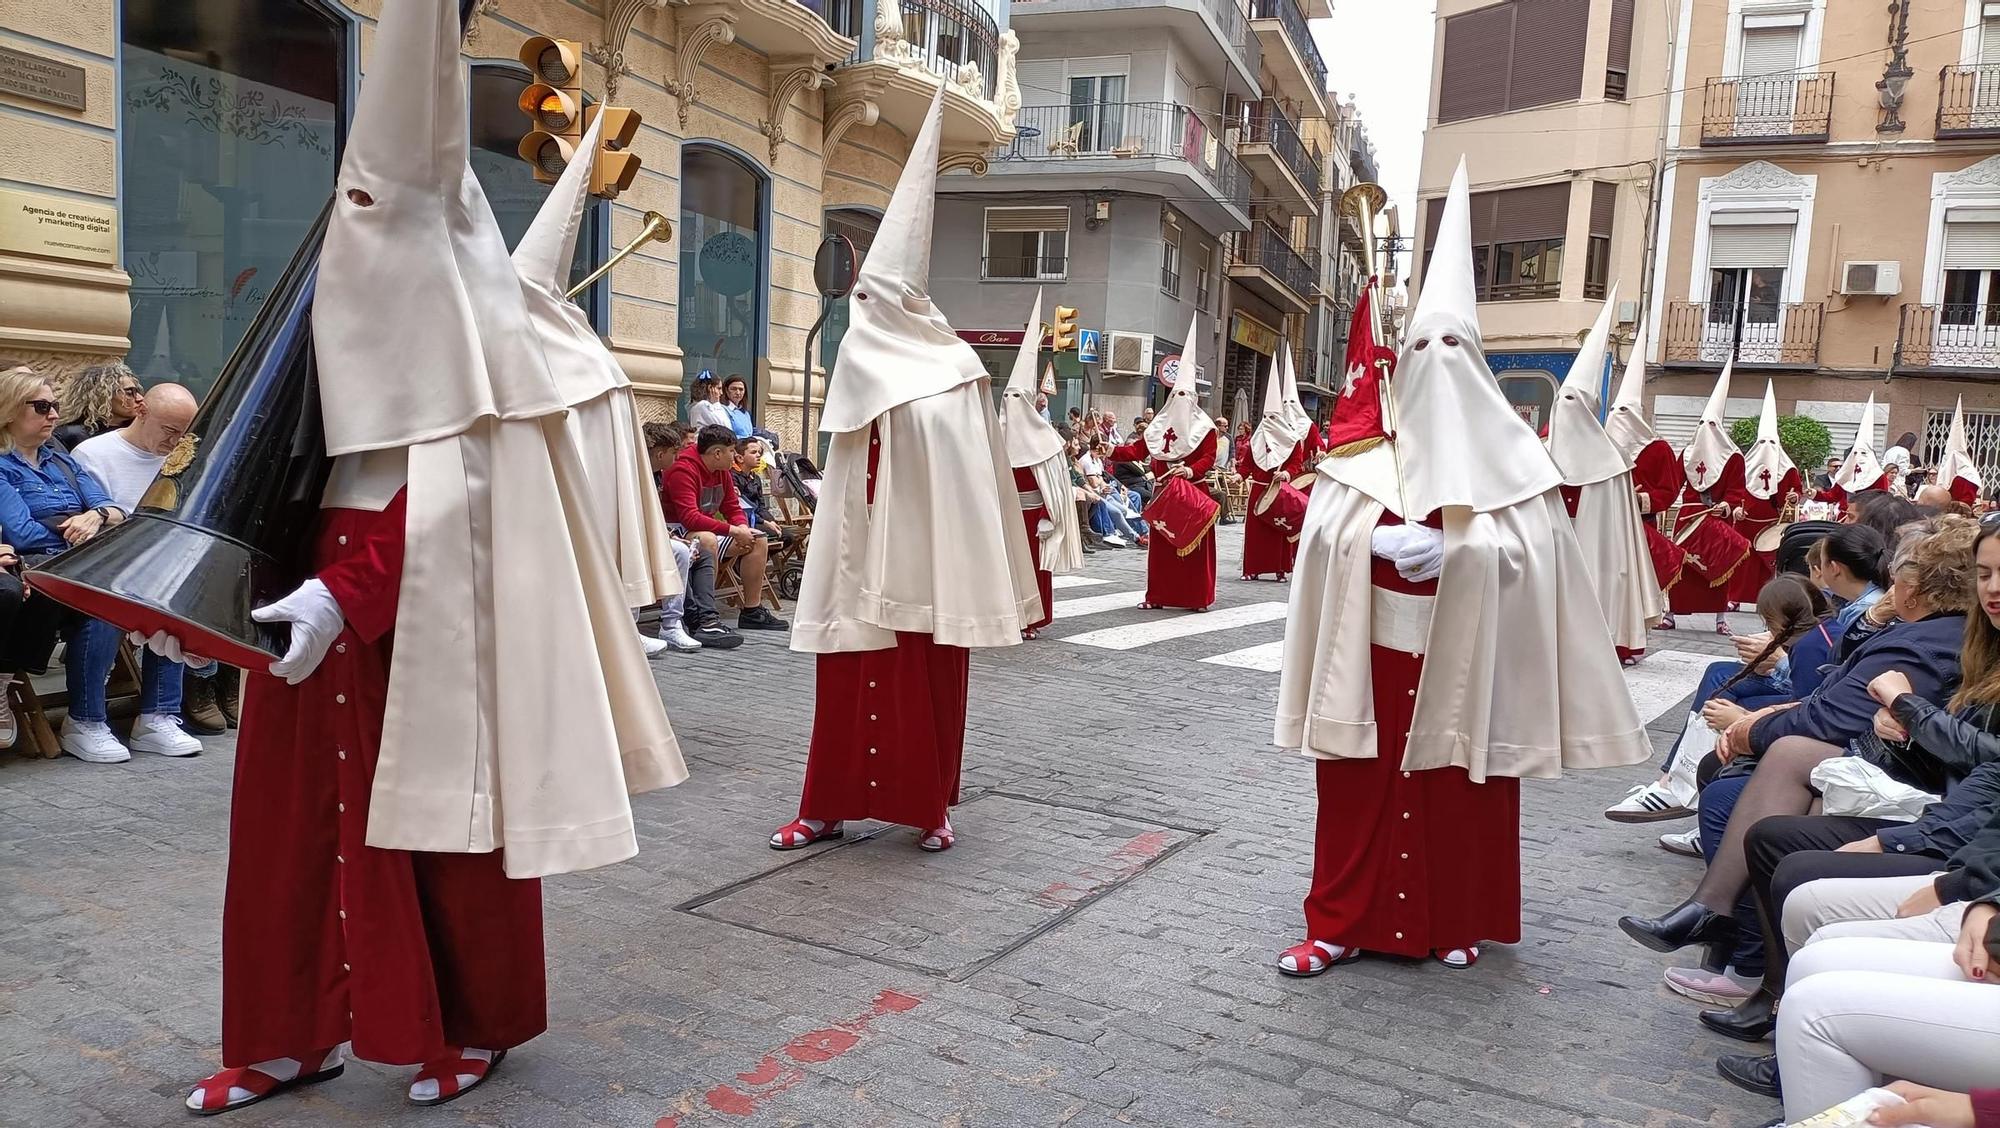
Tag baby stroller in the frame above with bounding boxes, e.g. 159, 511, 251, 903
777, 451, 823, 513
766, 450, 822, 601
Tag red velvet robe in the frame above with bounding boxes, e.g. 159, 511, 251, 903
1110, 431, 1219, 609
1667, 455, 1753, 616
1627, 439, 1688, 605
1241, 443, 1304, 580
796, 425, 970, 833
1729, 466, 1803, 605
222, 491, 546, 1068
1304, 514, 1522, 957
1013, 465, 1053, 632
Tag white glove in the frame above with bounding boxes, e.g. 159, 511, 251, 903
250, 578, 346, 686
1369, 523, 1445, 584
128, 629, 215, 671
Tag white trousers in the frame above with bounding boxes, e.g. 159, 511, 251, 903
1782, 873, 1960, 952
1778, 935, 2000, 1120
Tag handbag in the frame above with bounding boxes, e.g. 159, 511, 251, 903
1808, 756, 1937, 822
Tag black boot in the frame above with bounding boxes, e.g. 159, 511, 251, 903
1617, 900, 1739, 955
1717, 1052, 1781, 1099
1700, 987, 1776, 1043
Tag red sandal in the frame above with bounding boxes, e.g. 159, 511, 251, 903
186, 1050, 343, 1116
770, 818, 844, 850
1276, 939, 1359, 978
408, 1048, 506, 1107
919, 824, 956, 852
1433, 946, 1481, 969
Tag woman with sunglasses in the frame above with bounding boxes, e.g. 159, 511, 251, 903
52, 361, 142, 451
0, 365, 131, 762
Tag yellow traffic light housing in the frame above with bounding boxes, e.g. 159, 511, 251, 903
584, 104, 644, 199
517, 36, 584, 184
1052, 305, 1080, 352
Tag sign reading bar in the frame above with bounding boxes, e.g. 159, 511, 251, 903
0, 45, 86, 112
955, 329, 1054, 348
0, 187, 117, 265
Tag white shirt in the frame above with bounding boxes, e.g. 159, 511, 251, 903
1076, 452, 1104, 477
688, 399, 733, 432
72, 430, 166, 513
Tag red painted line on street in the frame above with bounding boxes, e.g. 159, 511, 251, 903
1110, 830, 1172, 867
657, 990, 925, 1122
1035, 830, 1176, 907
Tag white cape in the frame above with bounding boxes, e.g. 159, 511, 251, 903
1571, 472, 1666, 651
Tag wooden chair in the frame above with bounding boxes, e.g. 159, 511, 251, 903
6, 639, 142, 760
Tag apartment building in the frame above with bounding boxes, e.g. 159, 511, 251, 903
1412, 0, 1664, 435
927, 0, 1329, 425
3, 0, 1019, 448
1646, 0, 2000, 471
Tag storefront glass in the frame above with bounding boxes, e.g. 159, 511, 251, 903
120, 0, 349, 395
679, 146, 766, 416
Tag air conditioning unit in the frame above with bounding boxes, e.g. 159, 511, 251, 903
1840, 260, 1902, 297
1105, 331, 1152, 376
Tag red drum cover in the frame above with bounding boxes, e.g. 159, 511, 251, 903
1253, 479, 1310, 542
1142, 476, 1221, 556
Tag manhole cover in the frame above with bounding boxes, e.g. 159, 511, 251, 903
677, 792, 1204, 980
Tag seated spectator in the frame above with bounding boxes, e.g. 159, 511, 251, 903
661, 425, 787, 631
687, 374, 732, 432
731, 436, 772, 528
0, 365, 130, 763
644, 423, 742, 651
1111, 455, 1153, 507
1076, 438, 1142, 547
52, 361, 141, 451
719, 375, 756, 438
1618, 516, 1979, 971
71, 382, 207, 757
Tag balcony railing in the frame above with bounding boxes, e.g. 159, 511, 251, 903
839, 0, 999, 100
814, 0, 865, 38
1231, 222, 1314, 299
1663, 300, 1824, 367
999, 102, 1249, 212
1248, 0, 1327, 99
1938, 65, 2000, 137
1896, 305, 2000, 371
1241, 103, 1321, 197
982, 254, 1068, 282
1699, 74, 1834, 145
1206, 0, 1262, 76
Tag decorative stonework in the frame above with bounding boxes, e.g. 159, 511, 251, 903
822, 97, 880, 155
995, 29, 1021, 131
1708, 159, 1812, 195
763, 61, 833, 161
937, 150, 989, 177
1940, 153, 2000, 192
872, 0, 916, 66
585, 0, 671, 101
463, 0, 502, 46
664, 6, 739, 128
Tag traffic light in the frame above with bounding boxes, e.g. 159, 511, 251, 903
517, 36, 583, 184
1052, 305, 1080, 352
584, 104, 643, 199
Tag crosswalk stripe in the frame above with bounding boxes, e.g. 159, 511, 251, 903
1058, 602, 1290, 651
1051, 575, 1111, 590
1201, 640, 1286, 671
1051, 590, 1149, 618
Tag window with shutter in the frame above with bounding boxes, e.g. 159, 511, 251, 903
1739, 25, 1802, 77
1944, 217, 2000, 270
1437, 0, 1588, 123
1606, 0, 1634, 100
984, 207, 1070, 280
1586, 182, 1616, 299
1708, 221, 1795, 269
1016, 61, 1064, 110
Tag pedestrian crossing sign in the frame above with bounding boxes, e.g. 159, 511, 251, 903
1078, 329, 1101, 364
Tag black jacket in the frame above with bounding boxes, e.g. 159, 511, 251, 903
1879, 699, 2000, 860
1748, 613, 1966, 758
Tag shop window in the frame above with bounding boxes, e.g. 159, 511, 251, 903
680, 146, 768, 416
120, 0, 351, 395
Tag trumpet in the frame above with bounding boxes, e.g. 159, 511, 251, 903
565, 210, 673, 300
1338, 182, 1389, 343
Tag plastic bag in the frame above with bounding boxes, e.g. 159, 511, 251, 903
1786, 1087, 1923, 1126
1809, 757, 1938, 822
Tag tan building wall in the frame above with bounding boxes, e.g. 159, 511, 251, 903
1649, 0, 2000, 456
0, 0, 1015, 450
1415, 0, 1671, 357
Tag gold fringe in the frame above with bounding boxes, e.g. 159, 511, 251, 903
1707, 546, 1754, 589
1328, 435, 1385, 459
1172, 500, 1223, 558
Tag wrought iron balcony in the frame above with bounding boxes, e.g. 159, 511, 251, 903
1662, 300, 1824, 367
1229, 222, 1314, 309
1896, 304, 2000, 372
996, 101, 1249, 211
1247, 0, 1327, 105
1699, 74, 1834, 145
837, 0, 1000, 100
1239, 102, 1320, 199
1937, 65, 2000, 138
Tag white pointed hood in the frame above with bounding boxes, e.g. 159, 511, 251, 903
1604, 319, 1659, 463
1146, 312, 1217, 462
1547, 285, 1626, 487
512, 113, 631, 407
1000, 290, 1064, 468
314, 0, 566, 456
1682, 359, 1740, 493
1391, 158, 1561, 514
1743, 381, 1796, 501
1250, 342, 1312, 471
1834, 393, 1886, 493
817, 84, 986, 435
1940, 396, 1985, 498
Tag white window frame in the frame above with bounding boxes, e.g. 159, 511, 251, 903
1921, 154, 2000, 303
982, 206, 1070, 282
1690, 161, 1815, 306
1961, 0, 2000, 64
1721, 0, 1824, 79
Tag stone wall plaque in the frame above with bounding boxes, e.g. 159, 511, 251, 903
0, 187, 117, 265
0, 45, 86, 112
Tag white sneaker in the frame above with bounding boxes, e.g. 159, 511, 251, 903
60, 718, 130, 764
1605, 780, 1696, 823
129, 713, 202, 757
0, 679, 15, 748
1103, 534, 1127, 547
660, 623, 703, 653
1658, 827, 1703, 858
639, 632, 670, 657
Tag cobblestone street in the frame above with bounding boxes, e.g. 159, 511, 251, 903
1, 525, 1776, 1128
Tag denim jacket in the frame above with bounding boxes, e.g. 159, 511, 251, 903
0, 445, 116, 555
